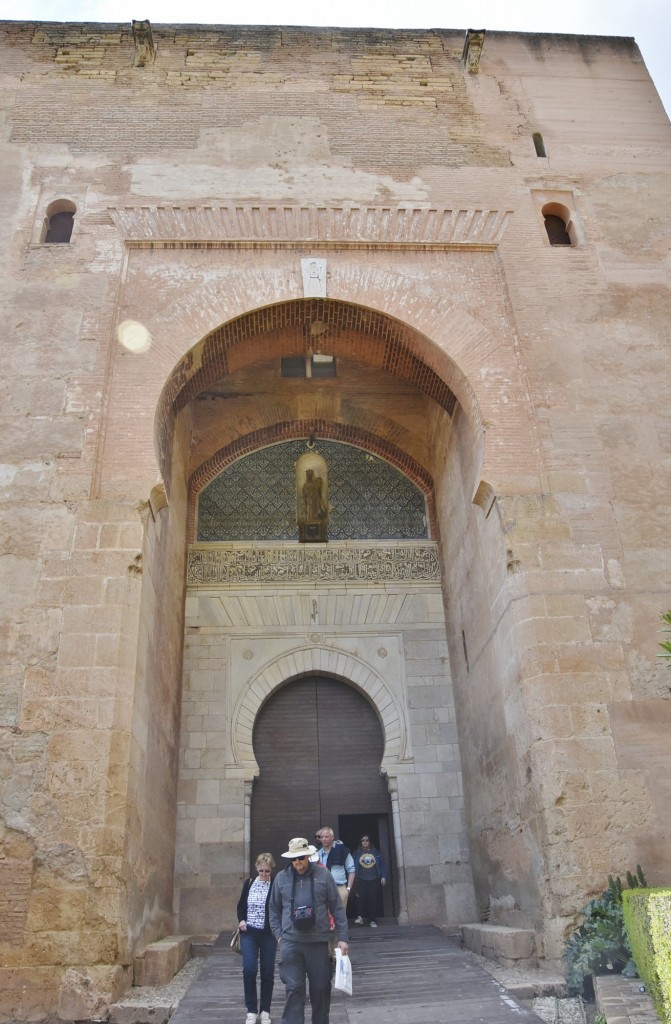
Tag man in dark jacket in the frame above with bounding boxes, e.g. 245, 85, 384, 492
269, 837, 349, 1024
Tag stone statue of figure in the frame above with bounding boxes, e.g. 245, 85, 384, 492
296, 452, 329, 542
302, 468, 327, 521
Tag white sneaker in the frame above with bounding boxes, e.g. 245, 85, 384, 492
260, 1014, 271, 1024
354, 916, 364, 925
245, 1014, 258, 1024
369, 921, 378, 928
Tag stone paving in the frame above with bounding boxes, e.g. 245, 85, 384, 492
109, 956, 204, 1024
118, 926, 550, 1024
110, 928, 662, 1024
594, 976, 660, 1024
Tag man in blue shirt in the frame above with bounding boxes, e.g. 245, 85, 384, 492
314, 826, 355, 909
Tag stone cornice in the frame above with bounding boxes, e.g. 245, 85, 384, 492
108, 204, 512, 248
187, 541, 441, 587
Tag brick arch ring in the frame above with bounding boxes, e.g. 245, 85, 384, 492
231, 646, 410, 775
154, 294, 487, 491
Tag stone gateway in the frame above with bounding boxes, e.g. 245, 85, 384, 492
1, 18, 670, 1022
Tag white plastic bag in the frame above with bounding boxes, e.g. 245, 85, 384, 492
334, 947, 353, 996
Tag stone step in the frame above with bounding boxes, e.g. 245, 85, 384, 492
461, 922, 538, 967
133, 936, 192, 987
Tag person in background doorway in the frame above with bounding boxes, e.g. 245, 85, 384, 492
352, 835, 386, 927
314, 827, 355, 908
237, 852, 278, 1024
269, 837, 349, 1024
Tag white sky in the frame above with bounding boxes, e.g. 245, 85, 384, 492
4, 0, 670, 118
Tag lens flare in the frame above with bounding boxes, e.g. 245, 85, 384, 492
118, 319, 152, 353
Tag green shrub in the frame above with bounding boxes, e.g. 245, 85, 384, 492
564, 867, 646, 996
622, 889, 671, 1024
659, 611, 671, 666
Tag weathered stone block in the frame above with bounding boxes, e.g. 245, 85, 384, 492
133, 936, 191, 988
58, 965, 131, 1021
461, 924, 537, 967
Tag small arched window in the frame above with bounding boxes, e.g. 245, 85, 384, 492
532, 132, 546, 158
544, 214, 571, 246
541, 202, 574, 246
43, 200, 76, 243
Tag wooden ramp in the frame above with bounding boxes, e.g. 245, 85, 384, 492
168, 925, 547, 1024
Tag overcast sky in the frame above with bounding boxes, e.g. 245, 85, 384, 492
5, 0, 670, 117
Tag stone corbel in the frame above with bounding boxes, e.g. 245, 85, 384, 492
149, 482, 168, 518
472, 479, 496, 517
462, 28, 485, 73
132, 19, 155, 67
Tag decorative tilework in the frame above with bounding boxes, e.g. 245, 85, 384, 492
196, 440, 428, 541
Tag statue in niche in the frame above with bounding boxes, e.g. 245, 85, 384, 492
302, 469, 326, 521
296, 451, 329, 543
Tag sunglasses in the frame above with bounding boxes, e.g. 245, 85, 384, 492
293, 855, 310, 861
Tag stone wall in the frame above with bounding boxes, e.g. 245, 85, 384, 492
177, 542, 476, 933
0, 18, 670, 1019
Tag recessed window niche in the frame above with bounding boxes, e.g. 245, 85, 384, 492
41, 199, 76, 243
531, 190, 584, 247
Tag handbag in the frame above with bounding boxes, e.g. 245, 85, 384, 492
333, 947, 353, 996
230, 927, 241, 954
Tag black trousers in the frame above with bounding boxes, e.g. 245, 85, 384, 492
356, 878, 382, 921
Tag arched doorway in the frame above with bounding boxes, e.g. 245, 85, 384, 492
164, 290, 504, 934
250, 675, 396, 916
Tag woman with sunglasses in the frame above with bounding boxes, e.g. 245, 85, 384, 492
237, 852, 278, 1024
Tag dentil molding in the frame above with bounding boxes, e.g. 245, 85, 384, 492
108, 203, 512, 248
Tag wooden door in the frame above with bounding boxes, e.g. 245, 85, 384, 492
250, 676, 392, 876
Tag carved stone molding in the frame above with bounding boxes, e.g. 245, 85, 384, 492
108, 204, 511, 248
132, 19, 155, 67
462, 29, 485, 73
187, 542, 441, 586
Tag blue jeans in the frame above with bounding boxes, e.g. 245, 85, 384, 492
278, 940, 332, 1024
241, 928, 278, 1014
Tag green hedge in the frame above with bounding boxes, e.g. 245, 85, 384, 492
622, 888, 671, 1024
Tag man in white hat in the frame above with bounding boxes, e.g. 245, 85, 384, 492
269, 837, 349, 1024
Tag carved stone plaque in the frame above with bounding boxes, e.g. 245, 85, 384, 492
301, 258, 327, 297
187, 542, 440, 586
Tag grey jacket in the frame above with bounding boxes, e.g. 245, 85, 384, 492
269, 862, 349, 944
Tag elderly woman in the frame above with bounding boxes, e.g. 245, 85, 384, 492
237, 852, 278, 1024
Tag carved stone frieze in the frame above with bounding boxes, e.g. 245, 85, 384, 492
108, 203, 511, 248
187, 542, 441, 586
